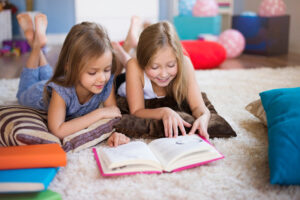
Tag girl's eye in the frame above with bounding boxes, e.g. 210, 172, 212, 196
88, 72, 96, 75
168, 62, 177, 68
104, 68, 112, 73
151, 65, 159, 70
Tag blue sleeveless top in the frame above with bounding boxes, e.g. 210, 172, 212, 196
46, 75, 114, 120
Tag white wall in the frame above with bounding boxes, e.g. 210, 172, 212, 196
75, 0, 159, 41
244, 0, 300, 54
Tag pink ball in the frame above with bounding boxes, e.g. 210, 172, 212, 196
218, 29, 245, 59
258, 0, 286, 17
192, 0, 219, 17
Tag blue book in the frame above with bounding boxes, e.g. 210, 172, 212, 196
0, 168, 58, 193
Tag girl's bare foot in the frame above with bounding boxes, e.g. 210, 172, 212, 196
123, 16, 142, 53
112, 41, 132, 68
17, 13, 34, 45
143, 20, 151, 29
34, 13, 48, 48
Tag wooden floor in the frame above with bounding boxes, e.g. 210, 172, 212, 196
1, 45, 300, 79
0, 45, 60, 79
219, 53, 300, 69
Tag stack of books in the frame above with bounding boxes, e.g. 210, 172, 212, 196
0, 144, 67, 199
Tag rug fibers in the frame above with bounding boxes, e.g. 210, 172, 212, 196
0, 67, 300, 200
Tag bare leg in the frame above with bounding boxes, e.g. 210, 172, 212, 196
17, 13, 34, 46
112, 42, 131, 68
26, 35, 41, 69
123, 16, 142, 53
39, 50, 48, 67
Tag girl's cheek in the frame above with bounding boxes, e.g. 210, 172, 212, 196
145, 69, 157, 79
105, 72, 111, 82
170, 67, 178, 77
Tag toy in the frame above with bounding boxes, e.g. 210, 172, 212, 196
2, 39, 30, 54
0, 44, 21, 57
192, 0, 219, 17
0, 45, 10, 56
218, 29, 245, 58
179, 0, 197, 16
11, 47, 21, 56
258, 0, 286, 17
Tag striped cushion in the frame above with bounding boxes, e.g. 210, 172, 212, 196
0, 105, 119, 152
62, 117, 119, 153
0, 105, 60, 146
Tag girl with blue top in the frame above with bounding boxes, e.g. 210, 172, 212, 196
16, 13, 130, 147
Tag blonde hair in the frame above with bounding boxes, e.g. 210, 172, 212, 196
44, 22, 116, 103
136, 21, 187, 106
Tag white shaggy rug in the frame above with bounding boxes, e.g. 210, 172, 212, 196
1, 67, 300, 200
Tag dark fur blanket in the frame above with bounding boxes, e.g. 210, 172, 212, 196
113, 93, 236, 139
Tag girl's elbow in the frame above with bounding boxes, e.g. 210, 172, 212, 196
130, 110, 138, 115
54, 132, 65, 140
49, 127, 65, 140
130, 108, 141, 116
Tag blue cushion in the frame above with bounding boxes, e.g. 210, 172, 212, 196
260, 87, 300, 185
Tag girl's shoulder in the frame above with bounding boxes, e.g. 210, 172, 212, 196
127, 58, 142, 72
127, 58, 144, 81
47, 82, 72, 93
47, 82, 74, 105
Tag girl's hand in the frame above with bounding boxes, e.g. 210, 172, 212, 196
100, 106, 122, 119
162, 108, 191, 138
188, 115, 209, 140
107, 132, 130, 147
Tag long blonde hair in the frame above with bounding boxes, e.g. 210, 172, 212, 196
44, 22, 116, 103
136, 21, 187, 106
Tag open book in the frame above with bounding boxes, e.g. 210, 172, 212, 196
93, 134, 224, 176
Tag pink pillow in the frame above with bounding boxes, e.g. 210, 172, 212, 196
181, 40, 226, 69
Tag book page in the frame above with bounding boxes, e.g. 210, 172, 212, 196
148, 135, 221, 171
98, 141, 162, 172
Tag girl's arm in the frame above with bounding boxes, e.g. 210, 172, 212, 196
103, 85, 130, 147
127, 58, 165, 119
126, 58, 190, 137
47, 89, 121, 139
103, 85, 117, 107
184, 56, 211, 139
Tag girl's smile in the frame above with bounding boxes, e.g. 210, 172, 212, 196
94, 84, 104, 90
155, 76, 171, 84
